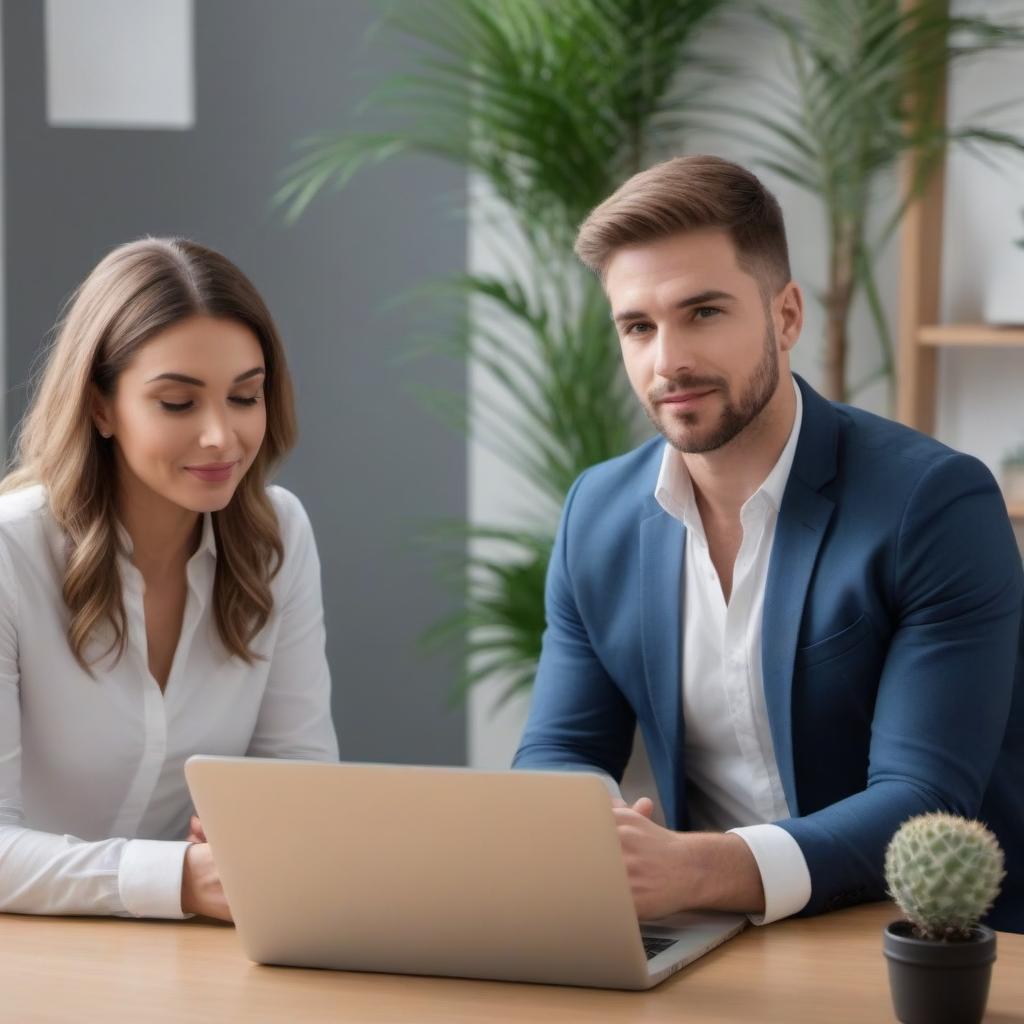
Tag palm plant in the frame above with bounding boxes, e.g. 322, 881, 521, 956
716, 0, 1024, 403
280, 0, 1021, 702
279, 0, 726, 704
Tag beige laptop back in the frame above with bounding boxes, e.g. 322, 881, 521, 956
185, 757, 652, 989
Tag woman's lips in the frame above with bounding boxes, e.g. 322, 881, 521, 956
185, 461, 237, 483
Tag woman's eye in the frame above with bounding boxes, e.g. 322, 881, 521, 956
159, 400, 193, 412
230, 395, 260, 407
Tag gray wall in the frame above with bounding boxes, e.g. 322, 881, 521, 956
3, 0, 467, 764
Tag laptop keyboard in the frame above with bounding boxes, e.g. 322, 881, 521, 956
642, 936, 677, 960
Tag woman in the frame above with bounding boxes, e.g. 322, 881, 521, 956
0, 238, 338, 920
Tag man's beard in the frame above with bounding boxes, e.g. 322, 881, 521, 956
645, 326, 780, 455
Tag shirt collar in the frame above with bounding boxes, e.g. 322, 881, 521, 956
194, 511, 217, 561
114, 512, 217, 564
654, 374, 803, 527
755, 375, 803, 514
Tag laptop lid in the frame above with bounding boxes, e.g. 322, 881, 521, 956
185, 757, 742, 989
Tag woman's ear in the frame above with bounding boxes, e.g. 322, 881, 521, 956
91, 386, 114, 439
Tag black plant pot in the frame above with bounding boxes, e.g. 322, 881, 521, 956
883, 920, 997, 1024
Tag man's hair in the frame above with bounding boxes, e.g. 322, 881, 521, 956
574, 155, 791, 297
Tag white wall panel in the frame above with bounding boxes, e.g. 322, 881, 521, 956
45, 0, 193, 129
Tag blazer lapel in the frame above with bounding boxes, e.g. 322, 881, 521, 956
762, 377, 839, 816
640, 506, 685, 778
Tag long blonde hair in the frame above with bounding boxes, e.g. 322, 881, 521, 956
1, 237, 298, 668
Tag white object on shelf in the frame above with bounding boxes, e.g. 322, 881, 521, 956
984, 246, 1024, 326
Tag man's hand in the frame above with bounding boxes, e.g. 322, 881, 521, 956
612, 797, 766, 920
180, 842, 232, 921
611, 795, 656, 818
186, 815, 206, 844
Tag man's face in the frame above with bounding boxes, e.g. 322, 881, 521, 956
605, 228, 794, 454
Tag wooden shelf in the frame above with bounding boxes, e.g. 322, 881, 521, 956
897, 2, 1023, 545
918, 323, 1024, 347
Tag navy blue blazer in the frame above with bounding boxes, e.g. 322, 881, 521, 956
513, 375, 1024, 932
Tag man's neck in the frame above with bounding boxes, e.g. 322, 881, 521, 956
683, 375, 798, 524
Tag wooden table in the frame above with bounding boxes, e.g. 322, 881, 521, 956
2, 902, 1022, 1022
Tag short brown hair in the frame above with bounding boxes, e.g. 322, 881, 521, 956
574, 155, 791, 296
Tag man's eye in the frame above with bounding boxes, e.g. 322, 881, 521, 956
694, 306, 723, 320
626, 322, 653, 336
160, 400, 193, 412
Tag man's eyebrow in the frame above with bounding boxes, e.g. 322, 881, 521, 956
145, 367, 266, 386
611, 290, 737, 323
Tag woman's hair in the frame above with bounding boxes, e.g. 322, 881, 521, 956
1, 237, 297, 669
574, 154, 791, 299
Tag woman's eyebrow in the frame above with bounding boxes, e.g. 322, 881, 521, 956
145, 367, 266, 386
233, 367, 266, 383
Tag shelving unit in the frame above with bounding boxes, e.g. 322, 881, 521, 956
917, 325, 1024, 348
896, 1, 1024, 523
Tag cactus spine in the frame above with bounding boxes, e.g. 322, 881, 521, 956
884, 813, 1005, 940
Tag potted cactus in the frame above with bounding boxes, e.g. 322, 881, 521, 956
883, 813, 1006, 1024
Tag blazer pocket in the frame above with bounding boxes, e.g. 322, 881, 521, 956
796, 614, 872, 670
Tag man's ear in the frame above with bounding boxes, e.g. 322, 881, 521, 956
774, 281, 804, 353
91, 386, 114, 439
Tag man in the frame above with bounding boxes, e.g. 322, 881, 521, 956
512, 155, 1023, 933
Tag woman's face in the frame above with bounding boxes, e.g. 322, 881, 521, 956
94, 314, 268, 515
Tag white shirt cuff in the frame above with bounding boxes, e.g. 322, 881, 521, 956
728, 823, 811, 925
117, 839, 192, 919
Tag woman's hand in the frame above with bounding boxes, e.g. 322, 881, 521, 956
180, 842, 232, 921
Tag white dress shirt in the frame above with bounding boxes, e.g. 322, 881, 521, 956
0, 483, 338, 919
654, 376, 812, 925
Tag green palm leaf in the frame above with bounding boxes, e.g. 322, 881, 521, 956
420, 523, 552, 706
279, 0, 727, 242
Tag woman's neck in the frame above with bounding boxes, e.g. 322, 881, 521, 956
116, 479, 202, 578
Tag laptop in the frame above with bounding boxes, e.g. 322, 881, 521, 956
184, 757, 746, 989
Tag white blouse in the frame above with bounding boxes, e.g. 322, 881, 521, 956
0, 483, 338, 919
